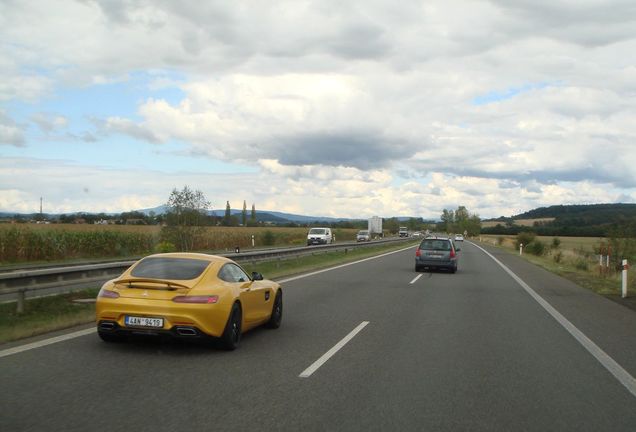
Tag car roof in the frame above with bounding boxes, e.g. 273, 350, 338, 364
143, 252, 234, 264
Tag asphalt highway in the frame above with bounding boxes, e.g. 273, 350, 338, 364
2, 241, 636, 431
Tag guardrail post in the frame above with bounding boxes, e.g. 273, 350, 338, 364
622, 259, 629, 298
17, 290, 25, 314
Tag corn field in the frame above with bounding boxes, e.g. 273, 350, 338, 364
0, 224, 359, 264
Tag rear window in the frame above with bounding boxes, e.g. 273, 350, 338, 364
420, 240, 452, 251
309, 228, 326, 234
131, 257, 210, 280
358, 231, 369, 235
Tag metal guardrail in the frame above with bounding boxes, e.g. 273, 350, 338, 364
0, 237, 415, 312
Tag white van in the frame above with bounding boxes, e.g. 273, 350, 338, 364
307, 227, 334, 245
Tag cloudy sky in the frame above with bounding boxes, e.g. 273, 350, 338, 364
1, 0, 635, 219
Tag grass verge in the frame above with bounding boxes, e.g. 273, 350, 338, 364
0, 241, 417, 344
1, 288, 99, 344
476, 237, 636, 312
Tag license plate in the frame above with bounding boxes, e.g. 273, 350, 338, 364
125, 316, 164, 328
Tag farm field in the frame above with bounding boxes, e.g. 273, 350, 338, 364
481, 218, 555, 228
0, 224, 360, 265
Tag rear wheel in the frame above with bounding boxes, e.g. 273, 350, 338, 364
221, 303, 242, 350
415, 264, 421, 272
266, 291, 283, 329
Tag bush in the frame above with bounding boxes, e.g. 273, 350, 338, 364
553, 251, 563, 263
497, 236, 505, 246
155, 241, 176, 253
262, 230, 275, 246
516, 231, 536, 249
575, 259, 589, 271
525, 240, 546, 256
551, 237, 561, 249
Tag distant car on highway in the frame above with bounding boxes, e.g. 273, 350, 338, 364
307, 227, 334, 245
415, 236, 458, 273
399, 226, 409, 237
95, 253, 282, 350
454, 234, 464, 242
356, 230, 371, 242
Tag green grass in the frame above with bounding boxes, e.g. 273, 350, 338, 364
241, 241, 418, 280
0, 241, 417, 344
0, 288, 99, 344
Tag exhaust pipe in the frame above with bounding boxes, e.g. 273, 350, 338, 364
99, 321, 116, 331
175, 327, 198, 336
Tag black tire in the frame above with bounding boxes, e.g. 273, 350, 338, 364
98, 331, 125, 343
266, 290, 283, 329
451, 266, 457, 274
415, 264, 421, 272
220, 303, 242, 350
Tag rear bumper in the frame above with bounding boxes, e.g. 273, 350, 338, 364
96, 297, 231, 338
98, 320, 208, 339
415, 258, 457, 269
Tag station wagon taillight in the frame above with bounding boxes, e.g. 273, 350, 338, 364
415, 249, 421, 257
450, 249, 456, 258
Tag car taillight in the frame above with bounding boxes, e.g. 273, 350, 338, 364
450, 249, 456, 258
172, 295, 219, 304
415, 249, 421, 257
98, 289, 120, 299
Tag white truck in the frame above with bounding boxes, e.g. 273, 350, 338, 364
399, 226, 409, 237
368, 216, 383, 238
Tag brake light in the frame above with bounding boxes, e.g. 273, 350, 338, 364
415, 249, 421, 257
172, 295, 219, 304
98, 289, 119, 299
450, 249, 456, 258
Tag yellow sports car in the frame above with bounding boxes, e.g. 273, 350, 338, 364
95, 253, 282, 350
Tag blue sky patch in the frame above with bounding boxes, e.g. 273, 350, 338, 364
472, 82, 550, 106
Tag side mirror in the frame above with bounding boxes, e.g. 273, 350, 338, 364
251, 272, 264, 281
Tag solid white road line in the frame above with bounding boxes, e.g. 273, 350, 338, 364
410, 274, 423, 284
0, 328, 96, 359
277, 245, 415, 284
299, 321, 370, 378
471, 241, 636, 399
1, 244, 416, 359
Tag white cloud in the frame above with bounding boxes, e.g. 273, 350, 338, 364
0, 1, 635, 217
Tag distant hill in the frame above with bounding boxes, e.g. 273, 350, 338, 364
482, 203, 636, 236
136, 205, 357, 224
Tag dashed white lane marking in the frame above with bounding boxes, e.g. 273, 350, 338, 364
471, 241, 636, 399
0, 328, 96, 359
410, 274, 423, 284
299, 321, 370, 378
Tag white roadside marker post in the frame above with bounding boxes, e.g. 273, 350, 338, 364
519, 243, 523, 255
622, 259, 629, 298
252, 235, 255, 247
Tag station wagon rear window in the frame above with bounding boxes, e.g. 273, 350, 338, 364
131, 257, 210, 280
420, 240, 452, 251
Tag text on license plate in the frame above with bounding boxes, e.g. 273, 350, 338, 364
125, 316, 164, 328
